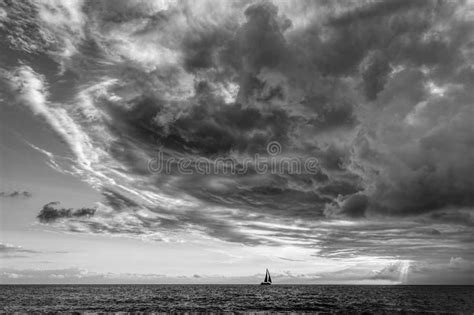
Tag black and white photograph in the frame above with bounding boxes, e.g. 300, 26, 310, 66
0, 0, 473, 313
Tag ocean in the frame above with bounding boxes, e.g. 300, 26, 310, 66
1, 285, 473, 314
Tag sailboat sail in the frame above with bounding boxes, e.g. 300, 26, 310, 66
261, 268, 272, 285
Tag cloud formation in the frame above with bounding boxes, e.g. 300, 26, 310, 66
1, 0, 473, 276
0, 243, 38, 254
0, 243, 40, 258
0, 191, 31, 198
37, 202, 96, 223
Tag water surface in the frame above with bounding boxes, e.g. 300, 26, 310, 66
1, 285, 473, 313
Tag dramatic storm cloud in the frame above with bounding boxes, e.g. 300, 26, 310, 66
1, 0, 473, 282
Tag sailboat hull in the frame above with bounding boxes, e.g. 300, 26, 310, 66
260, 282, 271, 285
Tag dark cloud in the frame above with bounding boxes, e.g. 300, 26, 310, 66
0, 191, 32, 198
360, 50, 391, 100
182, 27, 232, 72
37, 202, 96, 223
2, 0, 474, 275
236, 2, 290, 73
340, 194, 369, 218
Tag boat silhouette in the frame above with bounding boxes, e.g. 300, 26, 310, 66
260, 268, 272, 285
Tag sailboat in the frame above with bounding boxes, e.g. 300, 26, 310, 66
260, 268, 272, 285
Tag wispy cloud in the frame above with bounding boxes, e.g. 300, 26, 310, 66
0, 243, 40, 258
0, 243, 39, 254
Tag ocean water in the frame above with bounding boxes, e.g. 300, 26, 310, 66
1, 285, 473, 314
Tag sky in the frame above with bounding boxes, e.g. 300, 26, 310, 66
0, 0, 473, 284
